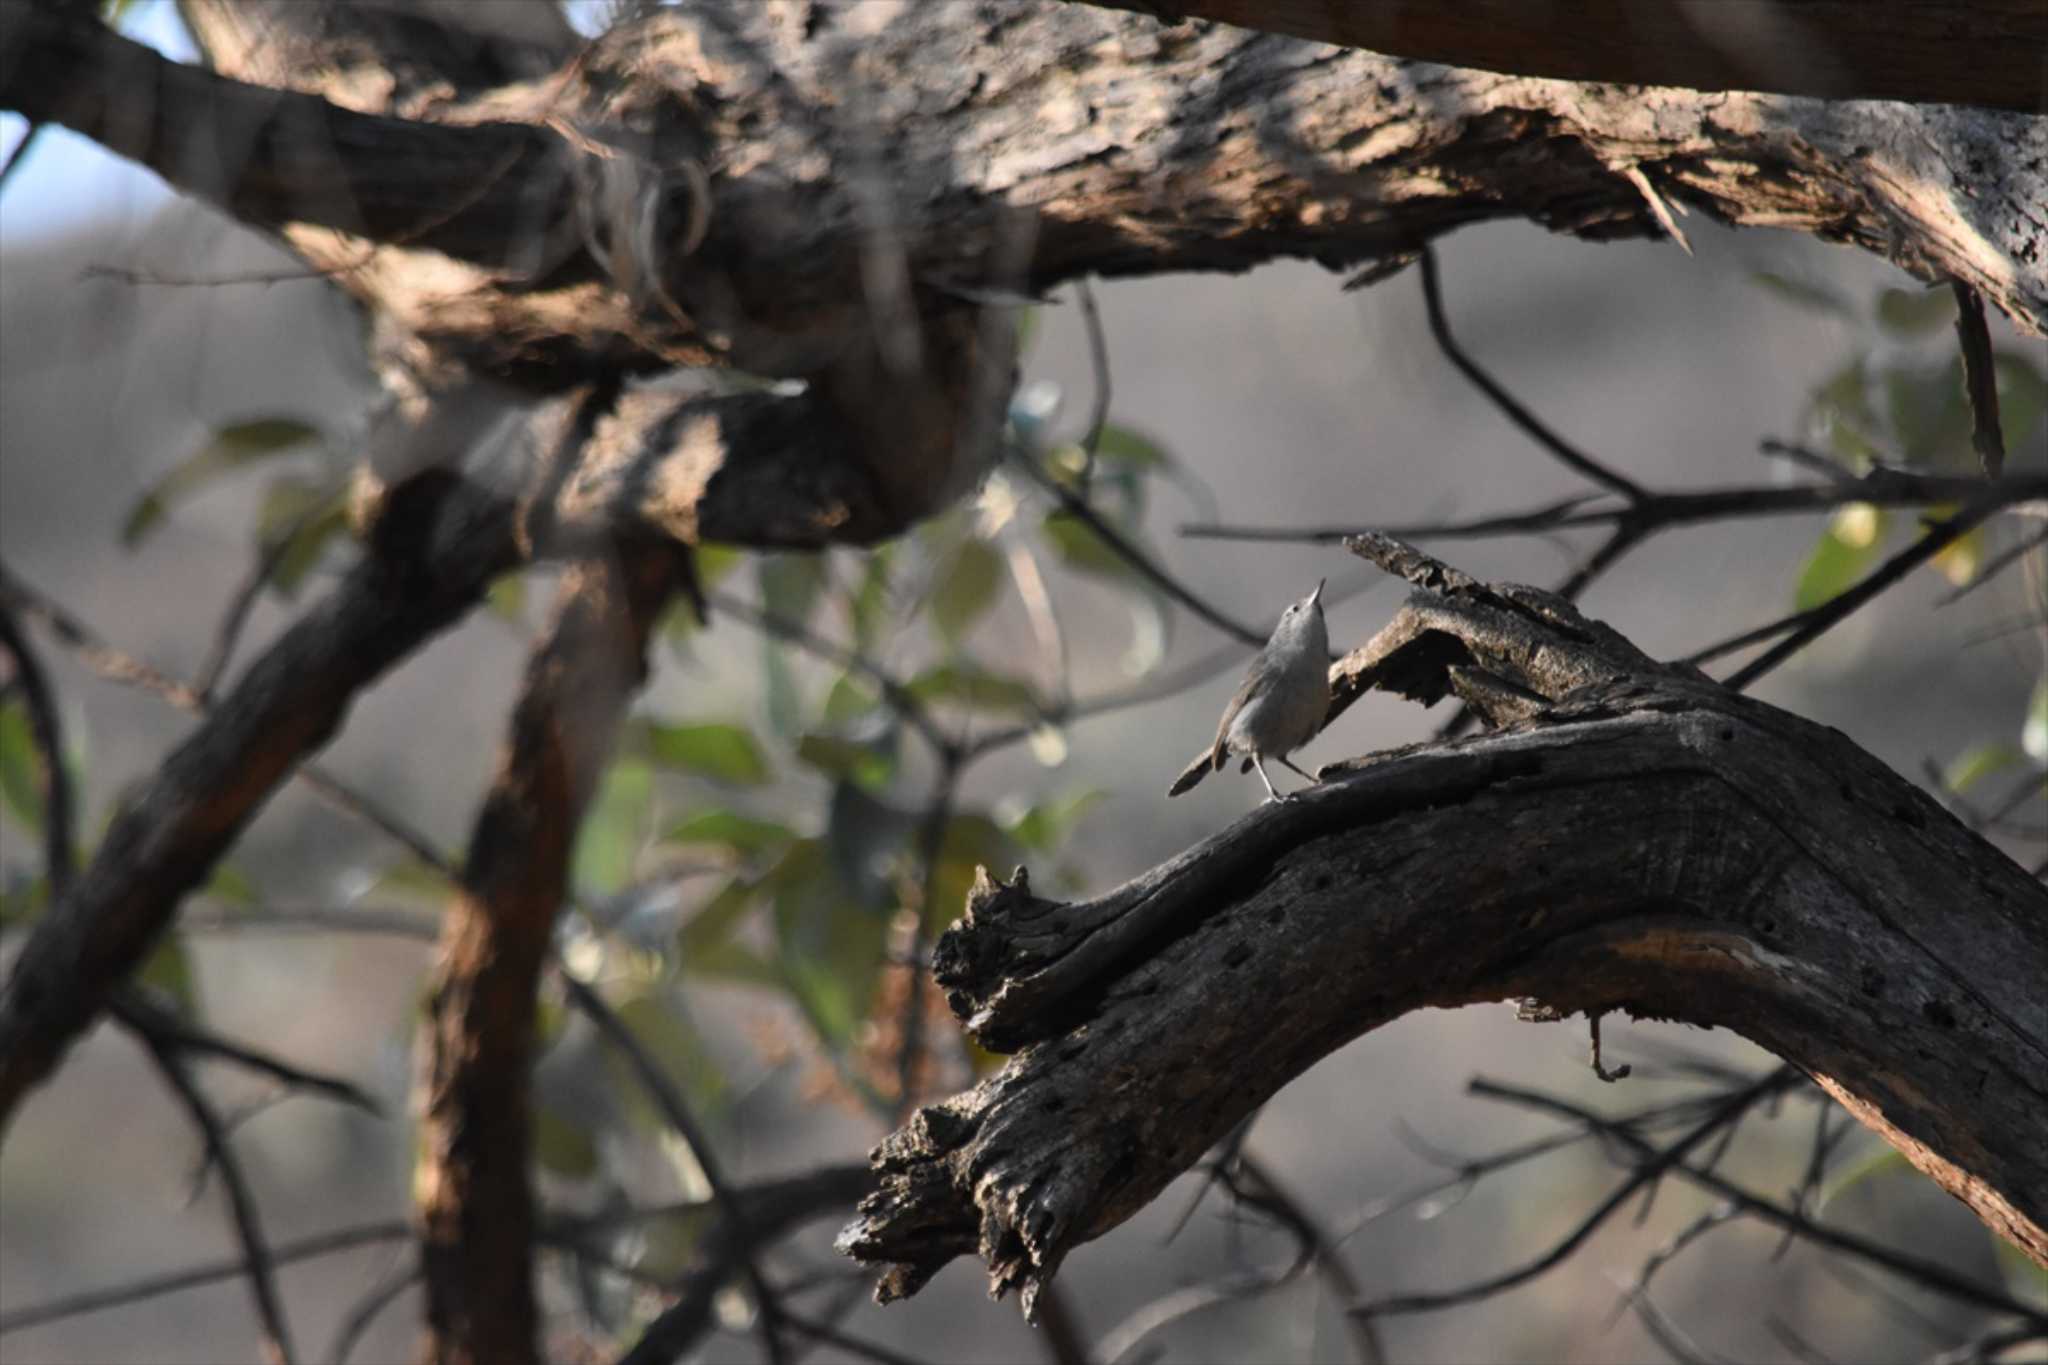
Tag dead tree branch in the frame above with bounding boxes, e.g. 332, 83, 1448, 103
839, 535, 2048, 1311
418, 543, 685, 1365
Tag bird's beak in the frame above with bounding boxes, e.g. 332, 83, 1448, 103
1309, 578, 1325, 607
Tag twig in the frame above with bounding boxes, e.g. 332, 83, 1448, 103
109, 992, 382, 1115
329, 1262, 421, 1365
0, 599, 77, 893
1075, 279, 1112, 489
1940, 525, 2048, 604
128, 1026, 299, 1365
1718, 493, 2007, 691
777, 1309, 938, 1365
1011, 453, 1265, 648
193, 497, 335, 703
1031, 1282, 1095, 1365
1354, 1070, 1793, 1318
559, 971, 789, 1364
1589, 1011, 1632, 1082
1950, 281, 2005, 478
0, 121, 44, 195
1471, 1077, 2048, 1325
1234, 1152, 1385, 1365
1417, 244, 1645, 500
0, 1220, 412, 1334
897, 754, 961, 1122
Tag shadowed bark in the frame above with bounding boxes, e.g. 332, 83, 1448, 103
838, 536, 2048, 1310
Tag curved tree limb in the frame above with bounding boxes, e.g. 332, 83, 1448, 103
838, 535, 2048, 1311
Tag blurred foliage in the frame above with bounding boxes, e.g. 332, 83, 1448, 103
1765, 275, 2048, 799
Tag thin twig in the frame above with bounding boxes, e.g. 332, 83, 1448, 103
0, 1221, 412, 1334
1355, 1070, 1794, 1318
561, 970, 788, 1365
193, 497, 335, 703
0, 600, 77, 894
778, 1309, 938, 1365
109, 992, 382, 1115
1075, 279, 1112, 489
329, 1262, 421, 1365
1719, 493, 2007, 691
1011, 453, 1265, 647
1950, 281, 2006, 478
1471, 1077, 2048, 1325
128, 1026, 299, 1365
1417, 244, 1645, 500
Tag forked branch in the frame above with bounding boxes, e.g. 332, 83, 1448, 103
838, 535, 2048, 1311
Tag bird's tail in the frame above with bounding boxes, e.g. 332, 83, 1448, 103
1166, 749, 1216, 797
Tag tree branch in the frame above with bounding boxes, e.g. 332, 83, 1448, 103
418, 544, 684, 1365
838, 536, 2048, 1312
1074, 0, 2048, 114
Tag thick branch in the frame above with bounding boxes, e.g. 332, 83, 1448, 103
839, 540, 2048, 1311
418, 546, 683, 1365
1079, 1, 2048, 114
0, 456, 521, 1128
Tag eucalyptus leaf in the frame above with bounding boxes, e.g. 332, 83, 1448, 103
795, 733, 896, 791
533, 1104, 601, 1178
2023, 674, 2048, 765
644, 722, 771, 786
572, 757, 654, 897
0, 698, 43, 834
907, 664, 1042, 719
1943, 743, 2023, 795
1794, 506, 1887, 611
1874, 285, 1955, 337
931, 539, 1004, 644
121, 417, 320, 548
1749, 270, 1855, 319
664, 810, 795, 858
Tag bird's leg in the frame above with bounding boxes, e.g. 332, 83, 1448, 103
1253, 757, 1287, 803
1278, 755, 1316, 783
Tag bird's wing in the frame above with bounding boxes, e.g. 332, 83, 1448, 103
1207, 666, 1268, 769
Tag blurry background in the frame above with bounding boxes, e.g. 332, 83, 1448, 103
3, 5, 2043, 1363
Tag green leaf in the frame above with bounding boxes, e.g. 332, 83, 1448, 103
1013, 305, 1041, 359
1995, 350, 2048, 459
694, 544, 744, 591
1882, 359, 1970, 467
0, 697, 43, 835
759, 554, 827, 737
203, 862, 259, 908
486, 572, 527, 623
931, 539, 1004, 645
644, 722, 771, 786
572, 757, 654, 897
121, 418, 320, 548
1004, 789, 1107, 853
0, 874, 49, 929
1944, 743, 2023, 795
1042, 508, 1142, 582
137, 933, 198, 1016
795, 733, 896, 791
1093, 423, 1174, 470
370, 856, 456, 899
532, 1104, 601, 1178
1794, 505, 1887, 611
846, 547, 894, 650
665, 810, 795, 858
677, 878, 757, 961
2023, 674, 2048, 765
1818, 1145, 1914, 1214
1874, 285, 1955, 337
255, 478, 351, 597
1749, 270, 1855, 319
605, 990, 725, 1118
821, 673, 880, 727
906, 664, 1042, 719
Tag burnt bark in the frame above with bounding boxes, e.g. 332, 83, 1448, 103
838, 536, 2048, 1309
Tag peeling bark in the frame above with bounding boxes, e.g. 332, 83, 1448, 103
839, 537, 2048, 1309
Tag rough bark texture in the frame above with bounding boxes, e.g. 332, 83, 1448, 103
418, 541, 684, 1365
838, 536, 2048, 1311
1083, 0, 2048, 114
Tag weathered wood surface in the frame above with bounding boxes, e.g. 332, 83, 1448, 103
839, 535, 2048, 1309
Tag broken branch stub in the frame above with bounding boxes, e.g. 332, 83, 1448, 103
838, 536, 2048, 1311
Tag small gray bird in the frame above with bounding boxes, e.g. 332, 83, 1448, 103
1168, 580, 1330, 802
